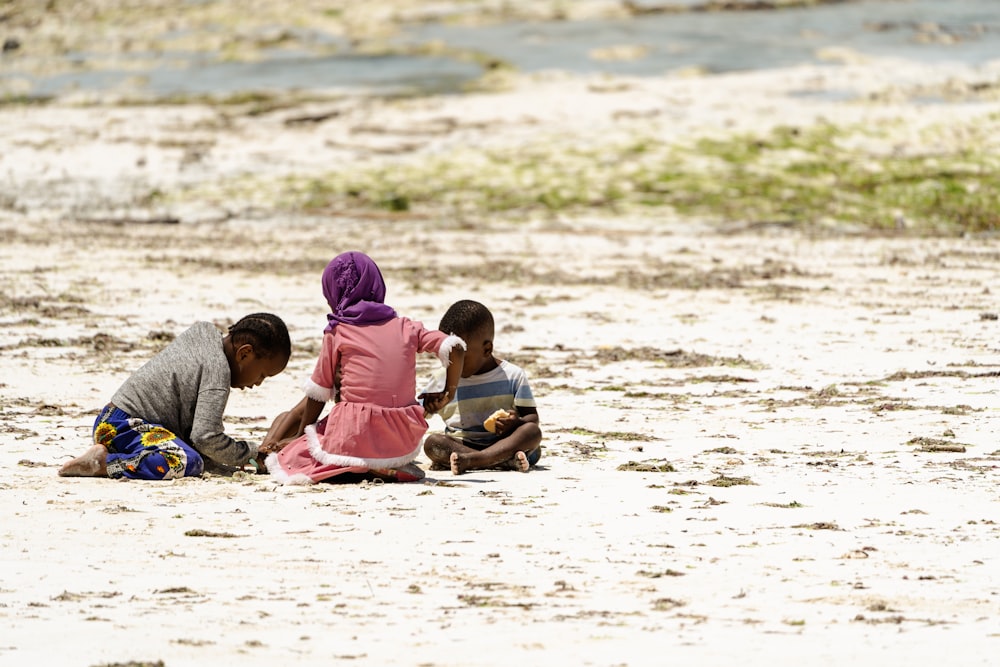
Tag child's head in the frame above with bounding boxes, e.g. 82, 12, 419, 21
226, 312, 291, 390
321, 251, 397, 332
439, 300, 495, 377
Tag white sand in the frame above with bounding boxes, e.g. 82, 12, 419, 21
2, 55, 1000, 666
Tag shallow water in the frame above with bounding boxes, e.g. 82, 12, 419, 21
29, 52, 482, 99
408, 0, 1000, 76
7, 0, 1000, 100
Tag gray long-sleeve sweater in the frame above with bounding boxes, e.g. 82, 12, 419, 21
111, 321, 256, 466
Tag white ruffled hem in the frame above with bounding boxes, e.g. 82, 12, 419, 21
264, 452, 316, 485
305, 423, 422, 469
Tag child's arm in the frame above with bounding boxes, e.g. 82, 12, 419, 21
261, 396, 325, 453
420, 344, 464, 415
516, 406, 539, 421
262, 397, 307, 450
263, 338, 340, 455
190, 388, 257, 467
297, 397, 325, 433
493, 406, 538, 436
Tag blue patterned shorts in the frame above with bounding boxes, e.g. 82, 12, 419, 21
93, 404, 204, 480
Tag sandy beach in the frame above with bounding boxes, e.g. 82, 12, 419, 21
2, 2, 1000, 664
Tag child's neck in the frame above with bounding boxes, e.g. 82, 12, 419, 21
221, 335, 238, 374
474, 356, 499, 375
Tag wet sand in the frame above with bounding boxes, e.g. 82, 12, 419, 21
3, 209, 999, 665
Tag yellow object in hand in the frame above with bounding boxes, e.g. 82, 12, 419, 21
483, 409, 512, 434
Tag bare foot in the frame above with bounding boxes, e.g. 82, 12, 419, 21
510, 450, 530, 473
450, 452, 467, 475
58, 445, 108, 477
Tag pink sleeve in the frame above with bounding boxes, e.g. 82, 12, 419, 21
413, 320, 448, 354
310, 332, 340, 389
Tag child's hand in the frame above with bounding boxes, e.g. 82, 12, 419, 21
257, 441, 283, 458
419, 391, 449, 416
243, 455, 267, 474
492, 413, 522, 437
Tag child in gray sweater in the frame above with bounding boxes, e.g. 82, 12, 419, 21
58, 313, 290, 480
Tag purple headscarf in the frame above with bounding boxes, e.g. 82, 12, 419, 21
322, 251, 397, 333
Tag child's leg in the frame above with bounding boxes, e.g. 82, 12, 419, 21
59, 404, 116, 477
69, 406, 205, 480
106, 436, 203, 480
423, 433, 479, 470
450, 422, 542, 474
58, 444, 109, 477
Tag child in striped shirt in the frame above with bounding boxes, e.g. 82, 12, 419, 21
421, 300, 542, 474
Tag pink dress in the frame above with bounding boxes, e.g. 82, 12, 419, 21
267, 317, 452, 484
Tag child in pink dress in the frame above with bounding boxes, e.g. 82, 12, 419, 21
263, 251, 465, 484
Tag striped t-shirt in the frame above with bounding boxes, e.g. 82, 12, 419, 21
432, 360, 536, 445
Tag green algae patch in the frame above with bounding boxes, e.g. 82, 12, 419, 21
906, 436, 970, 452
791, 522, 841, 530
672, 121, 1000, 232
637, 569, 685, 577
618, 460, 676, 473
652, 597, 686, 611
195, 113, 1000, 234
184, 529, 242, 538
564, 426, 655, 442
761, 500, 805, 508
704, 474, 754, 487
593, 346, 762, 368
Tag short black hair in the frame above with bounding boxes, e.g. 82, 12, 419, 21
228, 312, 291, 360
439, 300, 494, 340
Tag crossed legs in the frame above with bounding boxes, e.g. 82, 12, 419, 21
423, 422, 542, 474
